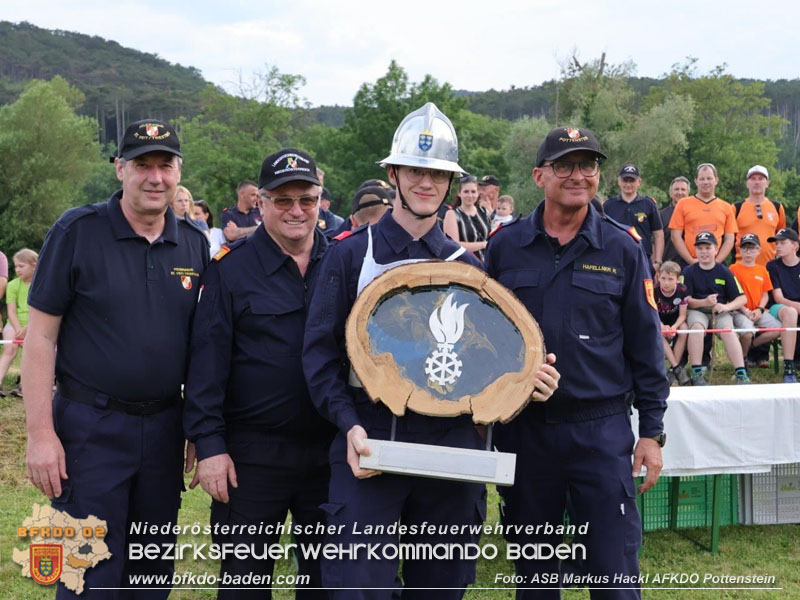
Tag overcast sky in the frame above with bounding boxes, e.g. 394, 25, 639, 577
4, 0, 799, 107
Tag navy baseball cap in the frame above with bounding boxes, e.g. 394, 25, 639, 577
740, 233, 761, 247
352, 185, 392, 213
536, 127, 607, 167
694, 231, 717, 246
618, 164, 640, 178
113, 119, 181, 162
767, 228, 799, 243
479, 175, 501, 186
259, 149, 321, 191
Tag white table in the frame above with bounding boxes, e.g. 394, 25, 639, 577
631, 384, 800, 552
632, 383, 800, 476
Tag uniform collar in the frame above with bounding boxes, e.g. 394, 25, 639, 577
107, 189, 179, 244
610, 193, 641, 204
253, 224, 328, 276
521, 201, 603, 250
378, 211, 445, 256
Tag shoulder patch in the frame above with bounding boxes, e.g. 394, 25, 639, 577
625, 226, 642, 242
55, 203, 101, 230
601, 212, 642, 242
333, 223, 368, 242
212, 245, 231, 261
212, 240, 247, 260
333, 230, 354, 242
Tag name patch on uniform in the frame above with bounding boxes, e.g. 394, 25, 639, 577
714, 278, 726, 286
577, 263, 620, 276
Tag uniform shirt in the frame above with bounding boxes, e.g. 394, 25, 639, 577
28, 190, 209, 401
603, 194, 663, 257
655, 283, 689, 326
766, 258, 800, 303
220, 204, 261, 229
733, 199, 786, 265
682, 262, 743, 304
729, 262, 773, 311
5, 278, 31, 327
317, 207, 344, 233
485, 202, 668, 437
325, 216, 354, 240
184, 226, 334, 462
668, 196, 738, 258
303, 211, 483, 437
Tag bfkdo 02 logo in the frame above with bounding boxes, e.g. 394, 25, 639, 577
30, 544, 62, 585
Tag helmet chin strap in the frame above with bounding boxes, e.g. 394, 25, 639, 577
392, 166, 454, 220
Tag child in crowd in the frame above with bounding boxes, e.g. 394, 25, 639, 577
0, 248, 37, 395
766, 228, 800, 364
491, 195, 515, 229
730, 233, 797, 382
654, 261, 690, 385
683, 232, 749, 385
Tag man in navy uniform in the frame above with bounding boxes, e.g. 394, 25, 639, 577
486, 127, 668, 599
184, 148, 334, 598
222, 180, 262, 242
23, 119, 209, 598
603, 164, 664, 274
303, 103, 560, 597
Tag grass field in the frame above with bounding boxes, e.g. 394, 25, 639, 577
2, 349, 799, 598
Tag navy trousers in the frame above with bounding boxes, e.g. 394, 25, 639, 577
321, 426, 486, 600
496, 411, 642, 600
52, 393, 184, 599
211, 434, 331, 599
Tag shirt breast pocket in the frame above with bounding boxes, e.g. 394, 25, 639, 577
570, 271, 623, 339
246, 297, 304, 355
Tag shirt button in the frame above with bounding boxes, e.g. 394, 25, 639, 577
149, 265, 154, 269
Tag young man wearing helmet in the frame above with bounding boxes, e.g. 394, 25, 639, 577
303, 103, 559, 596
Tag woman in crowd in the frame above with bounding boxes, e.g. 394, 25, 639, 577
0, 249, 37, 396
443, 175, 492, 261
192, 199, 227, 257
172, 185, 195, 221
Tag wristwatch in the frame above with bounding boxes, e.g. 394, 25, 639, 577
648, 433, 667, 447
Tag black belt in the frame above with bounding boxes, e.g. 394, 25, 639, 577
56, 378, 179, 416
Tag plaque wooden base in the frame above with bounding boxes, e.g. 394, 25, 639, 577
359, 439, 516, 486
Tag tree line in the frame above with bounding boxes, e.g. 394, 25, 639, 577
0, 25, 797, 260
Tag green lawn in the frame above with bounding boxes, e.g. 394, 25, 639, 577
2, 347, 799, 598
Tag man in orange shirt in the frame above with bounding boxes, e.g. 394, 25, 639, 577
730, 233, 797, 382
669, 163, 737, 263
733, 165, 786, 266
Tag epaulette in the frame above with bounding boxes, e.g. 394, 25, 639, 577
333, 223, 368, 242
212, 238, 246, 261
55, 203, 102, 230
601, 212, 642, 243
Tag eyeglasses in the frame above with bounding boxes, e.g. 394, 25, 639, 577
545, 160, 600, 178
755, 204, 763, 220
402, 167, 452, 184
261, 194, 320, 210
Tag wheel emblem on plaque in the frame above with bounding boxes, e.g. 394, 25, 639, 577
346, 261, 545, 424
424, 294, 467, 386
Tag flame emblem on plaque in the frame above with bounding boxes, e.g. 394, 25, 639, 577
424, 293, 468, 386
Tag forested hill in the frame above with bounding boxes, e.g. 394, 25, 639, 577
3, 19, 800, 167
0, 21, 208, 142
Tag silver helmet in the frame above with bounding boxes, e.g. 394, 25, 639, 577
378, 102, 465, 175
